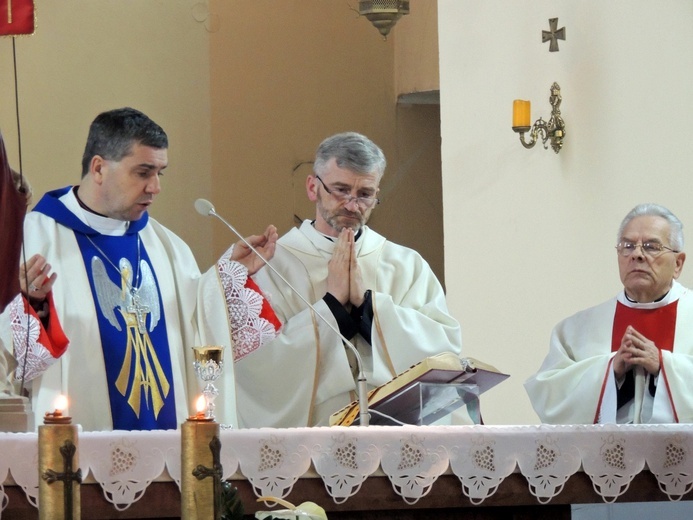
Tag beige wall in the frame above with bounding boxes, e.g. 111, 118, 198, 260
395, 1, 439, 95
387, 2, 445, 283
208, 0, 395, 250
439, 0, 693, 424
208, 0, 445, 280
0, 0, 449, 418
0, 0, 214, 265
1, 0, 444, 286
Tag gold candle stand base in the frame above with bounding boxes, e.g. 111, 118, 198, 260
181, 419, 221, 519
38, 423, 81, 520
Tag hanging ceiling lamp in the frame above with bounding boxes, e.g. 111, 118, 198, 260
358, 0, 410, 40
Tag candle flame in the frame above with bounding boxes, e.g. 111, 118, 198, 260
54, 394, 68, 413
195, 395, 206, 414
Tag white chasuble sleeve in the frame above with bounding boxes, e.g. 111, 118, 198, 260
656, 291, 693, 423
195, 244, 281, 427
147, 224, 252, 428
236, 223, 462, 429
524, 299, 617, 424
366, 253, 462, 385
658, 345, 693, 423
236, 256, 356, 429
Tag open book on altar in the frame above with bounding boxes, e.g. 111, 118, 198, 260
329, 352, 510, 426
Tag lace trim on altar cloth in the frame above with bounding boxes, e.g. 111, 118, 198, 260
2, 424, 693, 516
216, 247, 279, 362
381, 433, 450, 505
648, 433, 693, 500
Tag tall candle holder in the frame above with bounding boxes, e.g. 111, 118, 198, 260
193, 346, 224, 419
181, 398, 223, 520
38, 398, 81, 520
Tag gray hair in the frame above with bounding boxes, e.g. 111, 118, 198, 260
618, 203, 684, 251
313, 132, 386, 180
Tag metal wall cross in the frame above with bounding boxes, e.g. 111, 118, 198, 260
42, 440, 83, 519
192, 435, 223, 520
542, 18, 565, 52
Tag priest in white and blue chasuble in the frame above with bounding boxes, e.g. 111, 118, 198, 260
0, 108, 280, 431
34, 189, 179, 430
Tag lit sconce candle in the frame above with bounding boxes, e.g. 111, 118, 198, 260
512, 83, 565, 153
512, 99, 531, 128
181, 395, 222, 520
38, 395, 81, 520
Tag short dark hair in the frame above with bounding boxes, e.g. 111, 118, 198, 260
81, 107, 168, 177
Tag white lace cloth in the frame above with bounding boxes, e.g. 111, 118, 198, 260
2, 424, 693, 516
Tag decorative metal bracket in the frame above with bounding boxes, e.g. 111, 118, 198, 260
512, 82, 566, 154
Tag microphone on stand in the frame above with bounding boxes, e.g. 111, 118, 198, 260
194, 198, 370, 426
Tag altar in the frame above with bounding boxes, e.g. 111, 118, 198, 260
2, 424, 693, 519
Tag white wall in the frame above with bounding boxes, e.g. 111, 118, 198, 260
439, 0, 693, 424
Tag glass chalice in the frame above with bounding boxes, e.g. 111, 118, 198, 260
192, 346, 225, 419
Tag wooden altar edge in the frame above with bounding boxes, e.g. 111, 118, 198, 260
3, 471, 691, 519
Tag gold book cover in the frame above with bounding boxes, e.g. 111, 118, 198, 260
329, 352, 509, 426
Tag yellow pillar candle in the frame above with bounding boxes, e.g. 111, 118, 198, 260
38, 396, 81, 520
181, 396, 221, 520
512, 99, 531, 128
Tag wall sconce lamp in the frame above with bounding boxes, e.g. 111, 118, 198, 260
358, 0, 409, 40
512, 82, 565, 154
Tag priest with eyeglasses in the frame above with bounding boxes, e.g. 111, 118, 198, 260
525, 203, 693, 424
234, 132, 462, 428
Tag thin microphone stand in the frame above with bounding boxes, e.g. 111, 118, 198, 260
195, 199, 370, 426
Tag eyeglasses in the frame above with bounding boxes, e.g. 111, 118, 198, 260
615, 241, 680, 257
315, 175, 380, 208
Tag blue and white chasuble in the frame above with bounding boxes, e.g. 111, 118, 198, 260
34, 188, 177, 430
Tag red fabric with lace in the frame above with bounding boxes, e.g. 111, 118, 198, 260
245, 277, 281, 331
25, 292, 70, 358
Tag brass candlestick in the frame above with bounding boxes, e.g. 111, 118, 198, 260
181, 410, 223, 520
38, 408, 81, 520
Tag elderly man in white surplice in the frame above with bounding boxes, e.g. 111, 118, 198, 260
526, 203, 693, 424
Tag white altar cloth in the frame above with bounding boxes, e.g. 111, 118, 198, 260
1, 424, 692, 516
